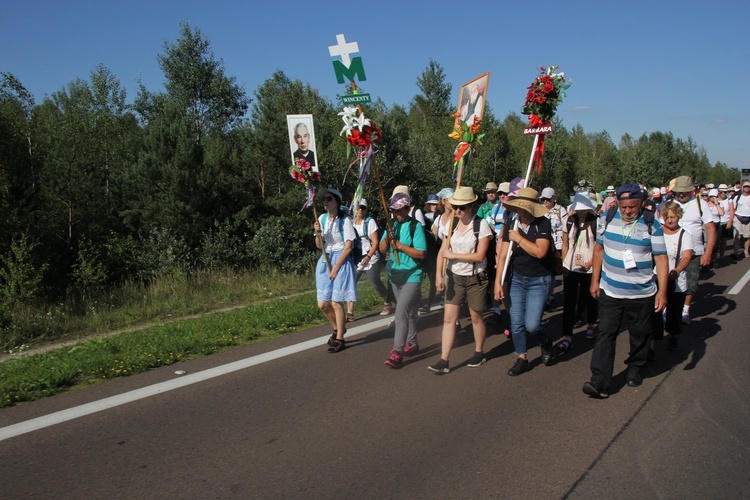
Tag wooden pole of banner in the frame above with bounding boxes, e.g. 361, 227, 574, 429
351, 81, 399, 265
441, 151, 468, 276
313, 206, 332, 272
500, 133, 540, 286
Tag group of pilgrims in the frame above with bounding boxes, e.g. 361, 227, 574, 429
312, 176, 750, 398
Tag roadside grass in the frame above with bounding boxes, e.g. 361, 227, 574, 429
2, 268, 316, 352
0, 274, 384, 408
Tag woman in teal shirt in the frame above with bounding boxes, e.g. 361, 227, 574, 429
379, 193, 427, 369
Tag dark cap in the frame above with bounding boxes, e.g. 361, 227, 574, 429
616, 183, 643, 200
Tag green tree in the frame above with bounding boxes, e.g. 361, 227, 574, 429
157, 21, 249, 144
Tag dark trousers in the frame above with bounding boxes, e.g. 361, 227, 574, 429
562, 270, 598, 337
652, 283, 686, 341
590, 292, 654, 390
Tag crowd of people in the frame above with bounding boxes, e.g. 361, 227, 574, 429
312, 177, 750, 397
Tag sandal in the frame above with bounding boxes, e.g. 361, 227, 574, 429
556, 337, 572, 352
346, 313, 354, 322
327, 338, 346, 353
327, 328, 347, 346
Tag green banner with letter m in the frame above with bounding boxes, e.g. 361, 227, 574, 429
332, 57, 367, 84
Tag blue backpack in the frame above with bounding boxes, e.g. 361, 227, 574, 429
322, 213, 363, 265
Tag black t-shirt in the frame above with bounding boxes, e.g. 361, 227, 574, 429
503, 216, 555, 277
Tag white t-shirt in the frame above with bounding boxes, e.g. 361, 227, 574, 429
718, 198, 732, 224
562, 217, 596, 274
354, 217, 380, 270
736, 193, 750, 218
677, 197, 712, 256
660, 228, 694, 293
447, 218, 493, 276
319, 213, 356, 252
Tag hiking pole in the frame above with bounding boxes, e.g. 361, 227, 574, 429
500, 133, 539, 286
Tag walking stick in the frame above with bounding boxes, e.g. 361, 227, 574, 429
499, 133, 540, 286
313, 206, 332, 272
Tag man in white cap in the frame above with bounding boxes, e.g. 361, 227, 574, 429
541, 187, 568, 306
671, 176, 716, 324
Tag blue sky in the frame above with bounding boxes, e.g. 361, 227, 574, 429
2, 0, 748, 170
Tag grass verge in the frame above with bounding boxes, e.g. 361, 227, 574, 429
0, 277, 384, 408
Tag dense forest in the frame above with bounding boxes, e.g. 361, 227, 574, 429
0, 22, 740, 324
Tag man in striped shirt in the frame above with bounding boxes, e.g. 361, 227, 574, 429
582, 183, 669, 399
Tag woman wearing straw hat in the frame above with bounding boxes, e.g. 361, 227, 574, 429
558, 192, 600, 353
313, 188, 358, 353
493, 187, 556, 376
428, 186, 493, 374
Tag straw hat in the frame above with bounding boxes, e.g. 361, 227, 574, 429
569, 192, 597, 213
483, 182, 498, 193
503, 187, 549, 218
671, 176, 695, 193
447, 186, 478, 206
498, 182, 510, 194
426, 194, 439, 204
392, 185, 410, 197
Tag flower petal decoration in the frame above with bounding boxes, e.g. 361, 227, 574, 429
521, 65, 570, 126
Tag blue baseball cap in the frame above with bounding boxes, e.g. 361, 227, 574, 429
616, 183, 643, 200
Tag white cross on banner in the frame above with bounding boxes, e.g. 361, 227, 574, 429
328, 34, 359, 67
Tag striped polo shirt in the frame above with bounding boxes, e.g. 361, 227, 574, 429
596, 210, 666, 299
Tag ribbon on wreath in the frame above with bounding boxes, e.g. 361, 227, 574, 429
532, 134, 546, 175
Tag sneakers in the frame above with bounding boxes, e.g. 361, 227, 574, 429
379, 305, 393, 316
467, 351, 486, 367
582, 381, 609, 399
503, 329, 511, 339
585, 325, 599, 340
428, 359, 450, 374
508, 357, 529, 376
540, 340, 554, 366
418, 306, 430, 316
403, 342, 420, 357
681, 313, 690, 325
384, 350, 403, 369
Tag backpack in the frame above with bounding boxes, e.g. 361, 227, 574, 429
408, 218, 439, 272
450, 216, 496, 281
321, 213, 363, 265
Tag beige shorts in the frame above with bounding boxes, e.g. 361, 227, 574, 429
734, 217, 750, 239
445, 271, 489, 312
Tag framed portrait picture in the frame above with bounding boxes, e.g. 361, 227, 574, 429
287, 114, 318, 169
455, 72, 490, 127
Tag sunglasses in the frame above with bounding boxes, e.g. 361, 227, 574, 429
322, 196, 335, 201
453, 205, 469, 211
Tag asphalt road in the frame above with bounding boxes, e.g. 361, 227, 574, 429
2, 258, 749, 499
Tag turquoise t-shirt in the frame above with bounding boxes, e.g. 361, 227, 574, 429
381, 218, 427, 283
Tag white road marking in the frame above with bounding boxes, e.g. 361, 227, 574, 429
0, 315, 400, 442
727, 269, 750, 295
